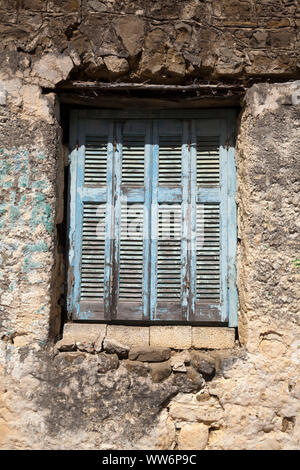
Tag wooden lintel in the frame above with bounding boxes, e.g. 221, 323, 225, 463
58, 92, 242, 109
57, 80, 247, 93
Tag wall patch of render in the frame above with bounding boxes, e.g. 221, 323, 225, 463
0, 1, 299, 451
0, 84, 63, 346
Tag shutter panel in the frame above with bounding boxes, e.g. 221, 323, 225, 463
112, 120, 151, 321
122, 136, 145, 185
151, 119, 189, 321
68, 116, 114, 320
190, 119, 228, 322
158, 136, 182, 184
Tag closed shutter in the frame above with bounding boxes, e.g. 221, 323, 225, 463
68, 110, 237, 325
189, 119, 229, 322
150, 119, 189, 321
68, 116, 116, 320
112, 120, 151, 321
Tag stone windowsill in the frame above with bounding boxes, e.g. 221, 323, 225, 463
58, 324, 236, 351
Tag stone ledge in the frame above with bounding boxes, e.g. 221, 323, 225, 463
60, 324, 235, 351
150, 326, 192, 349
106, 325, 150, 347
192, 327, 235, 350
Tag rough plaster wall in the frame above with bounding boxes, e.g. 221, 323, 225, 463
0, 1, 299, 450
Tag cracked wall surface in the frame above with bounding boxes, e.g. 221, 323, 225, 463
0, 1, 300, 450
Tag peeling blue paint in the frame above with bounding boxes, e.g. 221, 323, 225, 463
18, 175, 29, 188
19, 195, 26, 207
23, 241, 48, 254
30, 193, 53, 233
22, 255, 43, 273
36, 305, 46, 315
30, 179, 48, 190
9, 280, 16, 291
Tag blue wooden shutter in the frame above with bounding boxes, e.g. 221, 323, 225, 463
68, 110, 237, 325
189, 119, 225, 322
112, 120, 151, 321
150, 119, 189, 321
68, 114, 114, 320
189, 116, 237, 324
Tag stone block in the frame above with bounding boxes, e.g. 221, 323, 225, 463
177, 423, 209, 450
169, 396, 223, 424
170, 351, 190, 372
129, 346, 171, 362
173, 368, 205, 394
103, 337, 129, 358
192, 327, 235, 350
123, 360, 150, 377
189, 351, 216, 380
97, 353, 119, 374
150, 326, 192, 349
58, 323, 107, 353
103, 56, 129, 76
106, 325, 149, 348
150, 361, 172, 383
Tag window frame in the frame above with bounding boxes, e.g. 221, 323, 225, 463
67, 109, 238, 327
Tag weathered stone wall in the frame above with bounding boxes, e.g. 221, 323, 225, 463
1, 0, 300, 84
0, 1, 299, 450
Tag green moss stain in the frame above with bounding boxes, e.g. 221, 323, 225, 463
0, 159, 12, 189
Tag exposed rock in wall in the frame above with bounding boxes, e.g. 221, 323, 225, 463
0, 0, 299, 86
